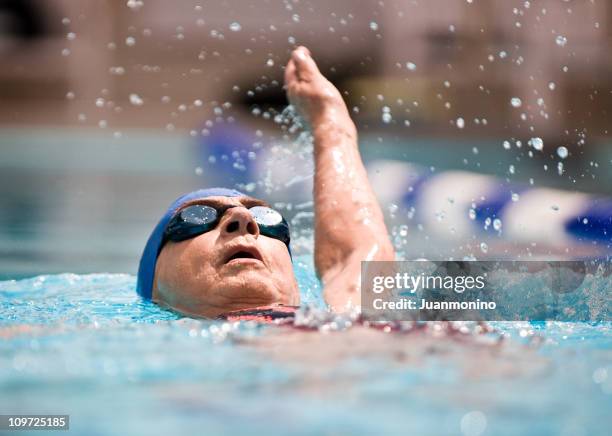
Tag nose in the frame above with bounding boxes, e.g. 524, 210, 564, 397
220, 207, 260, 238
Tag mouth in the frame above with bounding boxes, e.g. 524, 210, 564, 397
223, 245, 264, 265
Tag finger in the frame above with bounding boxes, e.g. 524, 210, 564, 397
291, 46, 320, 83
284, 58, 297, 88
296, 45, 311, 57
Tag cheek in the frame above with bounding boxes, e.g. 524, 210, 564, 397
156, 237, 218, 298
269, 245, 300, 305
263, 240, 296, 282
180, 238, 222, 289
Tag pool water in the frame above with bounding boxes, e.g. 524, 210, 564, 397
0, 256, 610, 436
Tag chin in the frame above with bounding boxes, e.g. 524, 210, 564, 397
220, 276, 284, 306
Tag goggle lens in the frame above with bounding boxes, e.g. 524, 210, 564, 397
163, 204, 290, 248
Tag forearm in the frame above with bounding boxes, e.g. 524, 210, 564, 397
281, 45, 395, 293
313, 121, 395, 281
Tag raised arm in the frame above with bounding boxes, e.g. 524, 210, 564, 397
284, 47, 395, 312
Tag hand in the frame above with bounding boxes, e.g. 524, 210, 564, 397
284, 46, 354, 132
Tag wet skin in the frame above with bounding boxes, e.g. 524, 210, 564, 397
153, 196, 299, 318
285, 47, 395, 310
154, 46, 395, 317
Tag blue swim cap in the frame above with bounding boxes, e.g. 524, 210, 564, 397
136, 187, 245, 300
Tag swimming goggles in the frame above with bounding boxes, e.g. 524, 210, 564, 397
163, 204, 290, 247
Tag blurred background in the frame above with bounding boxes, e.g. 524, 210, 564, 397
1, 0, 611, 278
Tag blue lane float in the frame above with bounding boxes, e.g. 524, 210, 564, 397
367, 160, 612, 252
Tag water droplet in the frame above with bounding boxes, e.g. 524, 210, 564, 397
557, 146, 568, 159
530, 137, 544, 151
509, 164, 515, 174
66, 32, 76, 41
195, 166, 203, 176
292, 14, 300, 23
502, 140, 511, 150
125, 36, 136, 46
557, 162, 564, 175
511, 192, 520, 202
406, 62, 417, 71
480, 242, 488, 253
369, 22, 378, 31
382, 112, 392, 124
95, 98, 105, 108
548, 82, 556, 91
510, 97, 522, 108
229, 22, 242, 32
456, 117, 465, 129
109, 66, 125, 75
266, 58, 274, 67
460, 411, 487, 436
493, 218, 502, 231
129, 93, 144, 106
468, 209, 476, 220
555, 35, 567, 47
551, 204, 560, 211
126, 0, 144, 11
593, 367, 608, 384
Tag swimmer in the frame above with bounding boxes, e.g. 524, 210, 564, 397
137, 46, 395, 318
